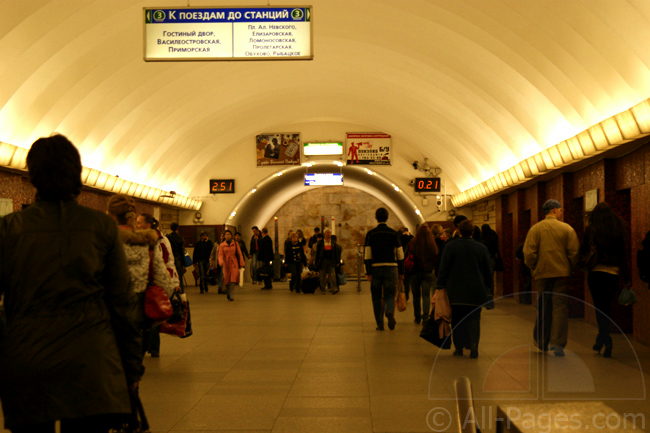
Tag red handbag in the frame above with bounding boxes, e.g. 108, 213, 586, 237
144, 285, 173, 321
145, 248, 173, 321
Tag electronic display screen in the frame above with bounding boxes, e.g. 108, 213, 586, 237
414, 177, 441, 192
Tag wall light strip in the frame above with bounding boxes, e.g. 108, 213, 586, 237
451, 98, 650, 208
0, 141, 202, 211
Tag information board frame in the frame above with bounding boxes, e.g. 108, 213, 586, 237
144, 5, 313, 62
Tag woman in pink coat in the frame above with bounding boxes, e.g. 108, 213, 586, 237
218, 230, 246, 301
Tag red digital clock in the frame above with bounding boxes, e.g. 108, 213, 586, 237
414, 177, 441, 192
209, 179, 235, 194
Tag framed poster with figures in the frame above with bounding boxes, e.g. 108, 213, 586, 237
256, 133, 301, 166
346, 133, 391, 165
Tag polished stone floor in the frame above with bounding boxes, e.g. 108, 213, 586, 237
2, 280, 649, 432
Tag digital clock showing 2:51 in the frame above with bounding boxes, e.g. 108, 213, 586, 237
209, 179, 235, 194
414, 177, 441, 192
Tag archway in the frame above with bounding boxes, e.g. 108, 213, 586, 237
226, 162, 425, 233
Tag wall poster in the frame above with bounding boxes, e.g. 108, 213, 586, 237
346, 133, 391, 165
256, 133, 301, 166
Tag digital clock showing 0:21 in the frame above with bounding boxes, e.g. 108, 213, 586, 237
413, 177, 441, 192
209, 179, 235, 194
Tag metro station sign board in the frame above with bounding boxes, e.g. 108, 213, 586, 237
144, 6, 312, 61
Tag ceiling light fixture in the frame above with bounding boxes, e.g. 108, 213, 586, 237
452, 97, 650, 208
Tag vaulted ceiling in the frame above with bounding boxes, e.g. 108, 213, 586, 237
2, 0, 650, 221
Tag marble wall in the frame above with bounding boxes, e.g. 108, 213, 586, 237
264, 186, 406, 278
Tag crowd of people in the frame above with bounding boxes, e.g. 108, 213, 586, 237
363, 208, 497, 360
0, 134, 641, 431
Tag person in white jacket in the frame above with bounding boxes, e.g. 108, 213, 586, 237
136, 213, 180, 357
107, 195, 175, 358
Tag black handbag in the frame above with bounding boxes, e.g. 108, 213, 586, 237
257, 264, 274, 279
419, 318, 452, 349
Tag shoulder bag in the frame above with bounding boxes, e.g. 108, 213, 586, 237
145, 248, 173, 322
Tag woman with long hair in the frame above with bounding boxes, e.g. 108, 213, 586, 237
407, 224, 439, 324
430, 224, 446, 276
578, 202, 630, 358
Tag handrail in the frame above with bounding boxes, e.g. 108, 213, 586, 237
455, 376, 480, 433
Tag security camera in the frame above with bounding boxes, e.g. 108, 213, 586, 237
412, 160, 419, 170
436, 197, 443, 212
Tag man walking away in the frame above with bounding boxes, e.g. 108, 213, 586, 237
259, 227, 274, 289
523, 199, 579, 357
364, 207, 405, 331
193, 231, 213, 294
249, 226, 261, 284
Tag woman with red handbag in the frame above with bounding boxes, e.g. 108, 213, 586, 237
136, 213, 181, 357
107, 194, 175, 356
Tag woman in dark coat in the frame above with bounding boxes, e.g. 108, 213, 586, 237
577, 202, 629, 358
436, 220, 493, 358
0, 135, 143, 432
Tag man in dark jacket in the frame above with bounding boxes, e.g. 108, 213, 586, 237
193, 231, 213, 293
308, 227, 320, 249
249, 226, 261, 283
364, 207, 404, 331
167, 222, 185, 290
258, 227, 274, 289
0, 135, 143, 431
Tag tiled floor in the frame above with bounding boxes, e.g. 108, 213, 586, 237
2, 280, 649, 432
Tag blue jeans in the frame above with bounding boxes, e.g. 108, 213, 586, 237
409, 271, 434, 320
370, 266, 397, 327
250, 253, 258, 281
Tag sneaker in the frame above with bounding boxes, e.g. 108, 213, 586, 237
386, 312, 396, 330
551, 346, 565, 357
332, 287, 340, 294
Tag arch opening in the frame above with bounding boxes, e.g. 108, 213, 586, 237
226, 162, 425, 233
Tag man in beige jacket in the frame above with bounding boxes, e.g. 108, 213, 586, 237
523, 199, 579, 357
